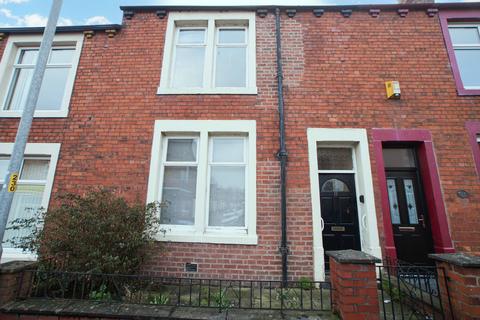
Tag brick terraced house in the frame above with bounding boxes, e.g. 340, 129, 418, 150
0, 0, 479, 283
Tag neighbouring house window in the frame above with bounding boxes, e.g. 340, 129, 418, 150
448, 24, 480, 89
0, 143, 60, 262
158, 12, 256, 95
147, 120, 257, 245
440, 11, 480, 95
0, 34, 84, 117
1, 158, 50, 245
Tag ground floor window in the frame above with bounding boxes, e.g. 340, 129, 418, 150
0, 143, 60, 262
147, 120, 257, 245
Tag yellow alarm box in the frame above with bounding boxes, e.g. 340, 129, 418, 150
385, 81, 401, 99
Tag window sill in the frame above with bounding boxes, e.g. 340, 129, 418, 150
457, 88, 480, 96
0, 110, 69, 118
157, 87, 258, 95
155, 232, 258, 245
1, 248, 36, 263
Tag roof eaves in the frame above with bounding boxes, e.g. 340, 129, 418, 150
119, 3, 480, 12
0, 24, 122, 35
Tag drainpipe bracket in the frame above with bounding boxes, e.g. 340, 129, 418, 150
279, 246, 290, 255
276, 151, 288, 159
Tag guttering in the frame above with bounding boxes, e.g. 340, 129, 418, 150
274, 7, 289, 287
0, 24, 122, 35
120, 2, 480, 13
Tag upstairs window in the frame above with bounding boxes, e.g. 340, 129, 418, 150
5, 47, 76, 111
448, 24, 480, 90
440, 11, 480, 95
0, 34, 83, 118
158, 12, 256, 95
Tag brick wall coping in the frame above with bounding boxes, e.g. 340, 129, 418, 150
1, 299, 337, 320
0, 261, 36, 275
326, 250, 381, 265
429, 253, 480, 268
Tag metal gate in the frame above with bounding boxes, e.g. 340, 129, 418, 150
377, 263, 453, 320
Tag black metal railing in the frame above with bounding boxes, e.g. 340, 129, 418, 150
377, 263, 452, 320
18, 270, 332, 311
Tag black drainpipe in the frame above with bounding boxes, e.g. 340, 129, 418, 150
275, 7, 289, 287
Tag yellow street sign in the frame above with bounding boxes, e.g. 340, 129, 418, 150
7, 173, 19, 193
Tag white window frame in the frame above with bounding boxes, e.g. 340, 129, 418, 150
158, 135, 199, 230
158, 12, 257, 95
0, 143, 61, 262
206, 135, 248, 232
0, 34, 84, 118
448, 23, 480, 90
147, 120, 257, 245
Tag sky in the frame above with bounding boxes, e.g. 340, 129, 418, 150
0, 0, 477, 28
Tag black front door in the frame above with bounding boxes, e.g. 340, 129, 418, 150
386, 170, 434, 265
319, 173, 361, 270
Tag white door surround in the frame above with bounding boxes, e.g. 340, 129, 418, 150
307, 128, 382, 281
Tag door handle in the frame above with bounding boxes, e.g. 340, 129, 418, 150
419, 214, 426, 228
320, 218, 325, 231
361, 215, 367, 230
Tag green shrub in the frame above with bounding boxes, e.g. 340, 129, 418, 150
6, 189, 161, 274
298, 277, 314, 290
213, 289, 232, 312
89, 284, 112, 301
148, 293, 170, 305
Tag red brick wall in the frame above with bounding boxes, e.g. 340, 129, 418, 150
0, 36, 6, 58
0, 8, 479, 280
435, 260, 480, 319
329, 257, 379, 320
281, 10, 480, 258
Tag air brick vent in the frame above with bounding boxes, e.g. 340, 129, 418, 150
185, 263, 198, 273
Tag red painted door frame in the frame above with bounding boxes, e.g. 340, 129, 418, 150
372, 129, 455, 262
